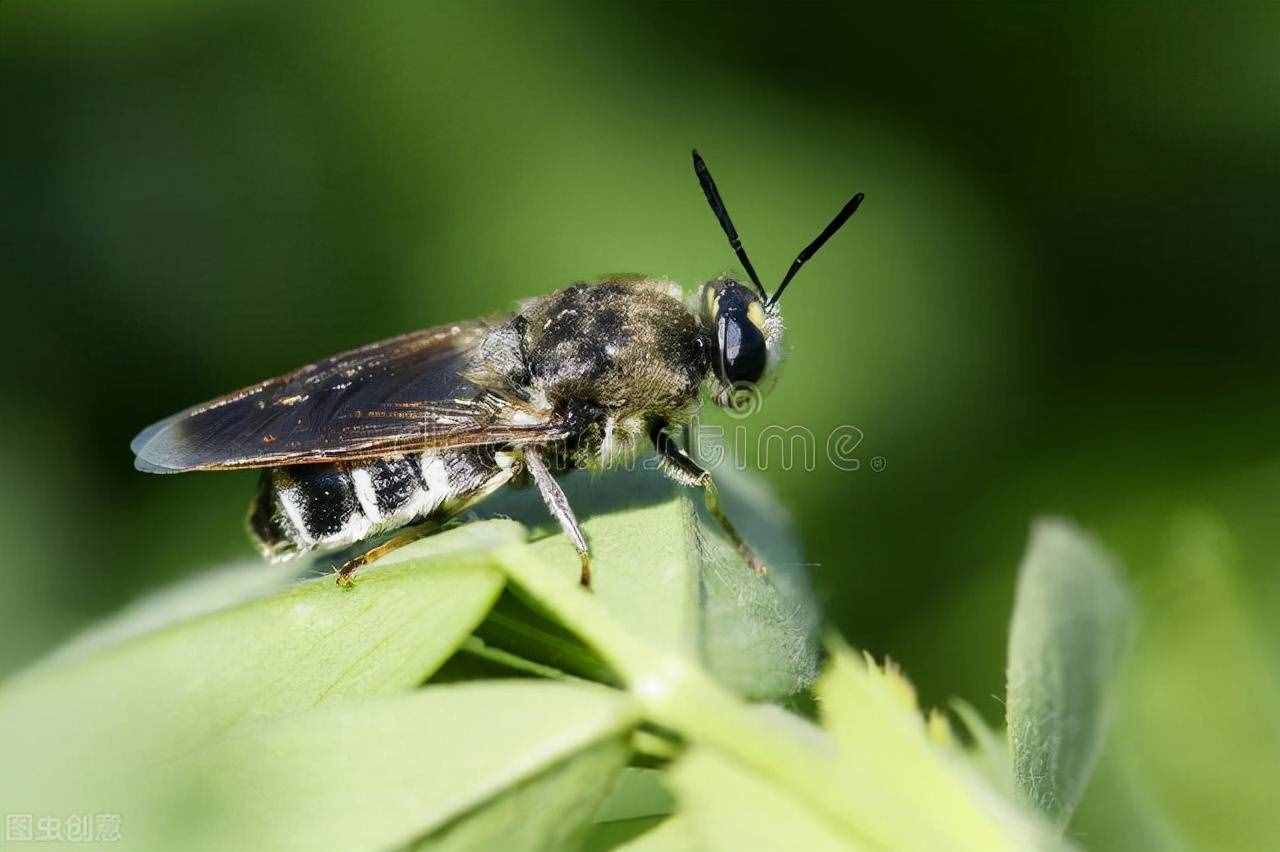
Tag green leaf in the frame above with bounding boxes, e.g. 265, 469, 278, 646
498, 545, 1065, 851
0, 521, 518, 810
582, 768, 680, 852
35, 557, 302, 671
584, 813, 701, 852
815, 643, 1063, 851
408, 735, 630, 851
136, 681, 637, 851
1, 464, 818, 846
592, 767, 677, 824
477, 465, 820, 698
950, 699, 1017, 801
474, 583, 621, 686
1068, 746, 1197, 852
668, 747, 863, 852
1005, 519, 1133, 825
1099, 512, 1280, 851
693, 467, 822, 699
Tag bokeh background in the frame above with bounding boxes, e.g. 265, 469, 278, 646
4, 3, 1279, 848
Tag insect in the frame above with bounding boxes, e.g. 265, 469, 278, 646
131, 151, 863, 588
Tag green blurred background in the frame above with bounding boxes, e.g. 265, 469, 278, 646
4, 3, 1279, 848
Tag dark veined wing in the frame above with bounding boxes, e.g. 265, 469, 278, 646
132, 319, 560, 473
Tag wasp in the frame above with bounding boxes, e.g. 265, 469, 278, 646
131, 151, 863, 588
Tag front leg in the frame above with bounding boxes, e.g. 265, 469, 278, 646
648, 419, 768, 576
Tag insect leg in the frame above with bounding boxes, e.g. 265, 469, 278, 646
335, 523, 435, 587
649, 419, 768, 576
523, 446, 593, 588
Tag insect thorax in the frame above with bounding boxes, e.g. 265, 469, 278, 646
499, 278, 711, 467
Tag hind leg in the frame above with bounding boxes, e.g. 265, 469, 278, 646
335, 524, 436, 587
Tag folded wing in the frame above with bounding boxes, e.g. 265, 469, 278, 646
132, 320, 561, 472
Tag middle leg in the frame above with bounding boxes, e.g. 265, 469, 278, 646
523, 446, 593, 588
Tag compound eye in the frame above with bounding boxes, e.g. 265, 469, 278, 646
716, 312, 767, 386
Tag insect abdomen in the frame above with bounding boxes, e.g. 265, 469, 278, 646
247, 449, 512, 561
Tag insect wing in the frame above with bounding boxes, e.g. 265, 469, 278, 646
132, 319, 555, 472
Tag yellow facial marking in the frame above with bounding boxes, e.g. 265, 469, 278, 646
704, 288, 719, 320
746, 300, 766, 331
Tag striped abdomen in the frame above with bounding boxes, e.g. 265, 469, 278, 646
247, 448, 513, 561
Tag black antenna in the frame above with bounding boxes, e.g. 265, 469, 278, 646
692, 150, 767, 300
768, 192, 864, 307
